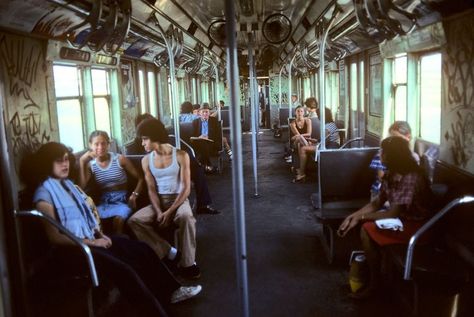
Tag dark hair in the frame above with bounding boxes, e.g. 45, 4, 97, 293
304, 97, 318, 109
192, 104, 200, 111
21, 142, 73, 191
135, 113, 154, 128
88, 130, 110, 143
180, 101, 193, 114
316, 107, 334, 123
136, 118, 168, 143
381, 136, 419, 175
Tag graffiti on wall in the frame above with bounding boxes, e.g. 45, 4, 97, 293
442, 12, 474, 171
0, 33, 50, 157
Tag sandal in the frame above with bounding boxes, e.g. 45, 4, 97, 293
292, 175, 306, 183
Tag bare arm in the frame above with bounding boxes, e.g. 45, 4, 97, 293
78, 151, 94, 189
164, 150, 191, 214
119, 154, 144, 209
289, 121, 300, 137
141, 155, 162, 218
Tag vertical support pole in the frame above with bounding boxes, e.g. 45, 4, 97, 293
248, 33, 259, 197
153, 20, 180, 148
225, 1, 249, 316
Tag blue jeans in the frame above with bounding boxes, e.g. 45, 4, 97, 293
97, 190, 132, 219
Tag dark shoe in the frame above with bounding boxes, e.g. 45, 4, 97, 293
163, 251, 181, 272
197, 206, 220, 214
179, 264, 201, 280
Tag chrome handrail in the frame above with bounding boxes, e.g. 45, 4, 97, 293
14, 210, 99, 287
404, 196, 474, 280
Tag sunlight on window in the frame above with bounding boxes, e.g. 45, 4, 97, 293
394, 56, 407, 84
94, 97, 111, 135
53, 65, 80, 97
420, 53, 441, 143
394, 85, 407, 121
91, 69, 108, 95
139, 70, 147, 114
147, 71, 157, 117
57, 99, 84, 151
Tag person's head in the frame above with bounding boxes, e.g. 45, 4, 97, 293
295, 106, 305, 118
88, 130, 110, 158
291, 93, 298, 103
135, 113, 154, 128
180, 101, 193, 114
304, 97, 318, 110
381, 136, 419, 175
219, 100, 225, 108
36, 142, 73, 182
192, 104, 201, 116
388, 121, 412, 141
136, 118, 168, 152
316, 107, 334, 123
200, 103, 211, 120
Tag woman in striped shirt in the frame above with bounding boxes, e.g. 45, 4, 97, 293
79, 130, 144, 233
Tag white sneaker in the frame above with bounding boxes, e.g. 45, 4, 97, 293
170, 285, 202, 304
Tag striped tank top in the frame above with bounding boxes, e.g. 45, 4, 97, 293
149, 148, 182, 194
90, 152, 127, 190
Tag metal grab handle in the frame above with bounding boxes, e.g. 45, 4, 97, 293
340, 137, 364, 149
404, 196, 474, 280
15, 210, 99, 287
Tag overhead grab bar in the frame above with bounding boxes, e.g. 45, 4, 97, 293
404, 196, 474, 280
65, 0, 103, 48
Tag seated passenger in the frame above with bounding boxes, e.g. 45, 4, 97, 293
27, 142, 201, 316
79, 131, 143, 234
289, 106, 312, 148
192, 103, 201, 116
134, 113, 219, 215
304, 97, 318, 118
180, 101, 199, 123
191, 104, 232, 172
128, 118, 201, 279
370, 121, 419, 201
293, 107, 340, 183
337, 136, 432, 298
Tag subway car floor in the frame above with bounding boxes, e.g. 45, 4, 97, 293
169, 129, 402, 317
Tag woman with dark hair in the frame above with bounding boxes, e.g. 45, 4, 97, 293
29, 142, 201, 316
128, 118, 201, 279
292, 107, 339, 183
79, 130, 144, 233
337, 136, 432, 298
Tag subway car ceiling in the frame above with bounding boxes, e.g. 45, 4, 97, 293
0, 0, 472, 77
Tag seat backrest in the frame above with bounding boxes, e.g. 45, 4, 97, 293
310, 117, 321, 140
318, 147, 379, 208
279, 107, 290, 127
179, 122, 194, 143
220, 109, 230, 129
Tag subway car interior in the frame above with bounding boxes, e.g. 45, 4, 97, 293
0, 0, 474, 316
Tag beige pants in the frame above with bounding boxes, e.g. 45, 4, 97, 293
128, 199, 196, 267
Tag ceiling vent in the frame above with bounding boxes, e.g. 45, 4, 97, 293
262, 13, 292, 44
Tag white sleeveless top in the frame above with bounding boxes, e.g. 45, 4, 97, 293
149, 148, 182, 194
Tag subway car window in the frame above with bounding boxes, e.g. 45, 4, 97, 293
393, 55, 408, 121
138, 69, 147, 114
91, 69, 112, 136
147, 71, 158, 117
53, 65, 85, 151
419, 53, 442, 143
